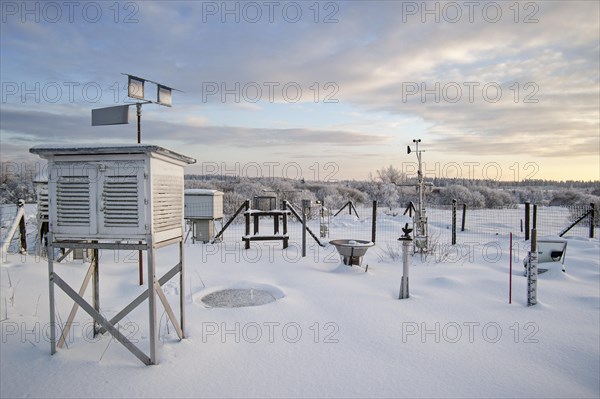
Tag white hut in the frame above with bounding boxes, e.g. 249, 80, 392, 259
184, 189, 224, 243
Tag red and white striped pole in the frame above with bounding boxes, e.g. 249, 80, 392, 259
509, 232, 513, 304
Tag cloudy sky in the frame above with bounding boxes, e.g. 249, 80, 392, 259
1, 0, 598, 182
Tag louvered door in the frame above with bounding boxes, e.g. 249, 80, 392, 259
50, 162, 97, 237
98, 161, 146, 237
57, 177, 89, 225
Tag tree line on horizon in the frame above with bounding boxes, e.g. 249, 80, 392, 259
1, 162, 598, 210
184, 165, 600, 214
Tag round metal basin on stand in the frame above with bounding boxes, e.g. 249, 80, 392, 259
329, 239, 375, 267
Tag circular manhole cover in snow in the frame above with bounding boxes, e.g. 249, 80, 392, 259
200, 285, 284, 308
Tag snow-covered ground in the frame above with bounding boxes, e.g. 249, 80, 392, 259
1, 206, 599, 398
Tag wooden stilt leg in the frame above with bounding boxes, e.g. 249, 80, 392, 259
179, 240, 185, 338
92, 247, 99, 337
147, 241, 157, 365
48, 234, 56, 355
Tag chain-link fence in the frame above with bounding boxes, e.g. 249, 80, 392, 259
196, 198, 596, 265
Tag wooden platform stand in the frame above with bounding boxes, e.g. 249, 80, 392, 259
242, 205, 290, 249
47, 234, 185, 366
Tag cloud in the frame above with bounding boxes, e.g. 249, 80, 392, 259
1, 1, 599, 178
0, 107, 390, 159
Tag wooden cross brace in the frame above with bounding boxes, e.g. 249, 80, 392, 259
48, 242, 185, 366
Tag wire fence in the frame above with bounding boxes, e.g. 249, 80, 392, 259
0, 204, 18, 248
536, 205, 596, 238
0, 204, 17, 228
10, 196, 592, 261
0, 203, 41, 255
195, 199, 597, 261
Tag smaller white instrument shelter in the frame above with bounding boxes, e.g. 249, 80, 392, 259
184, 189, 224, 243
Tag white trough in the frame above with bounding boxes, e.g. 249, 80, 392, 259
329, 239, 375, 266
523, 236, 569, 273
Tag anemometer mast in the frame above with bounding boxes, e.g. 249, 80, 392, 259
407, 139, 428, 254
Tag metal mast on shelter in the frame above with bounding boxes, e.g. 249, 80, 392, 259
92, 74, 183, 286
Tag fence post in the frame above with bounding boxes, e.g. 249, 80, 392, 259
532, 204, 537, 230
461, 203, 467, 232
590, 203, 595, 238
525, 201, 530, 240
371, 200, 377, 243
451, 199, 457, 245
302, 200, 311, 258
18, 200, 27, 252
244, 199, 251, 249
520, 219, 523, 233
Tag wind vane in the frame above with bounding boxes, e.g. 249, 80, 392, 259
91, 74, 182, 143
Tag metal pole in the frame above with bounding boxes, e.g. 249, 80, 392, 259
509, 232, 512, 304
451, 199, 457, 245
302, 200, 308, 257
520, 219, 523, 233
147, 241, 157, 364
283, 206, 289, 249
320, 204, 325, 239
92, 245, 99, 337
47, 232, 56, 355
524, 202, 530, 240
302, 211, 307, 257
245, 200, 251, 250
399, 239, 411, 299
590, 203, 595, 239
461, 203, 467, 232
137, 103, 143, 286
371, 200, 377, 243
532, 204, 537, 230
179, 240, 185, 338
136, 103, 142, 144
412, 139, 427, 254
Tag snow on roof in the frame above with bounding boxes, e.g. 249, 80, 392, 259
184, 189, 224, 195
29, 144, 196, 164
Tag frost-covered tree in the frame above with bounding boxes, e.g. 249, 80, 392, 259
259, 179, 298, 208
475, 187, 516, 207
549, 190, 600, 207
374, 165, 407, 185
234, 178, 268, 200
362, 180, 400, 210
0, 162, 36, 204
439, 185, 485, 207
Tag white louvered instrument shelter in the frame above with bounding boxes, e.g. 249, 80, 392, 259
184, 189, 224, 219
30, 145, 196, 243
30, 144, 195, 365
